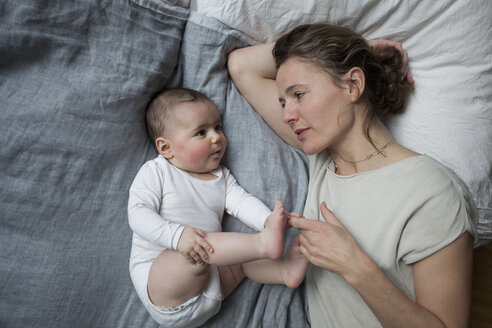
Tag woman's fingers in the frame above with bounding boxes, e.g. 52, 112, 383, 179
368, 38, 414, 84
319, 202, 346, 230
289, 215, 320, 231
288, 212, 303, 218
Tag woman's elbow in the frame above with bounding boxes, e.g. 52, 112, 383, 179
227, 49, 243, 80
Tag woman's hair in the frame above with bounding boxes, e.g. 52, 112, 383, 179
146, 88, 210, 141
273, 23, 412, 144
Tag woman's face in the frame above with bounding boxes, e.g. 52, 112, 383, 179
276, 58, 354, 155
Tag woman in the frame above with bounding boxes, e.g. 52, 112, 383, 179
228, 24, 476, 327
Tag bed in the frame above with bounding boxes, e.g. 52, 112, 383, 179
1, 0, 490, 327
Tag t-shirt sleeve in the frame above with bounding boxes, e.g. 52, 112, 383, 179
398, 169, 478, 264
223, 168, 271, 231
127, 161, 185, 250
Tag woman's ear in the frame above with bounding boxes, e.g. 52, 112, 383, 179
155, 137, 173, 159
347, 67, 365, 102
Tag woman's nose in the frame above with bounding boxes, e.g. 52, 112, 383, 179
283, 103, 298, 124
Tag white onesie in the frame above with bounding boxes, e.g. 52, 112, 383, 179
128, 155, 271, 327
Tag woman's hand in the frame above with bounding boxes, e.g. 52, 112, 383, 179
368, 38, 414, 85
288, 202, 367, 281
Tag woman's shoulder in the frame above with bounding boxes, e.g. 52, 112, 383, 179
388, 155, 471, 199
396, 155, 479, 259
405, 155, 478, 235
399, 155, 467, 189
308, 150, 333, 176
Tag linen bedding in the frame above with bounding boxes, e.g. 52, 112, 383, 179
1, 0, 490, 327
192, 0, 492, 245
1, 0, 308, 327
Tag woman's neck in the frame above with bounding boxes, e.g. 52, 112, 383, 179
328, 119, 415, 175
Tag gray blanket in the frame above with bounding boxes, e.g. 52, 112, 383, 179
0, 0, 309, 327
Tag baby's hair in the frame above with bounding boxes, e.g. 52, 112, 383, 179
273, 23, 412, 145
146, 88, 210, 141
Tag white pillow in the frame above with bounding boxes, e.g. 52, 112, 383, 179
192, 0, 492, 245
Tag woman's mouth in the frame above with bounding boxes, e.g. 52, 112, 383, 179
295, 128, 309, 140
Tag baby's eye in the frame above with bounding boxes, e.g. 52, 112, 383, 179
215, 124, 222, 131
196, 129, 206, 137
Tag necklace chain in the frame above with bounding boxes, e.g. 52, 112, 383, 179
336, 140, 395, 165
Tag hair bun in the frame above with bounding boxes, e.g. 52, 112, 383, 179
370, 47, 413, 116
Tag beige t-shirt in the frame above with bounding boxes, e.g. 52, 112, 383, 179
304, 151, 477, 328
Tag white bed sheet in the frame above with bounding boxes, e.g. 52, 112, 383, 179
191, 0, 492, 245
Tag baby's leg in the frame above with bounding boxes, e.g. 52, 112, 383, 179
217, 235, 308, 300
205, 201, 287, 265
241, 235, 309, 289
217, 264, 246, 299
147, 249, 210, 308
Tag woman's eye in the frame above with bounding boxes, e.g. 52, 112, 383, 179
295, 91, 304, 99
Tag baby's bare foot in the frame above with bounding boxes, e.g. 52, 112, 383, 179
282, 235, 309, 289
262, 201, 287, 260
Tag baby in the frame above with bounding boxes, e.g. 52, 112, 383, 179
128, 88, 307, 327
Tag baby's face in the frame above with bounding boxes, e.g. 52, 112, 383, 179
165, 101, 227, 174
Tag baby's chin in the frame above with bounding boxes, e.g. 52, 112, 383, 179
211, 161, 222, 170
202, 160, 222, 173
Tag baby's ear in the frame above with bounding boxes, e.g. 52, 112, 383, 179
155, 137, 173, 159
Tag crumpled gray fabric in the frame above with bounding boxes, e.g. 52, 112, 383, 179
0, 0, 309, 327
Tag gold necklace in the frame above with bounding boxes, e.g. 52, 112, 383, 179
334, 140, 395, 172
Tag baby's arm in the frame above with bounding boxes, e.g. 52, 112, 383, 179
222, 167, 273, 231
128, 161, 213, 262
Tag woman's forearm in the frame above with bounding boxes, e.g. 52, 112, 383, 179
348, 255, 446, 328
347, 233, 472, 328
228, 43, 301, 148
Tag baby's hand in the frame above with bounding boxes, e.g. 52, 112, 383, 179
177, 227, 214, 265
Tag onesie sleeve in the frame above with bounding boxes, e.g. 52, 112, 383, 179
128, 161, 185, 250
222, 168, 271, 231
398, 168, 478, 264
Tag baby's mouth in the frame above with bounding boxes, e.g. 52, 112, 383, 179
211, 148, 222, 157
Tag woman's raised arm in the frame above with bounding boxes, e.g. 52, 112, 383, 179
227, 43, 302, 149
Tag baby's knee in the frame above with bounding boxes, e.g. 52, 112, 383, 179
148, 251, 210, 305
